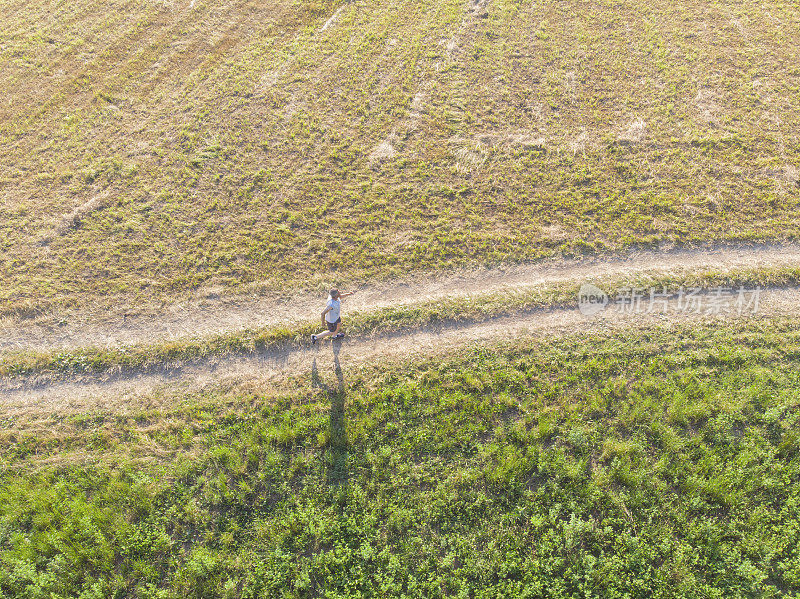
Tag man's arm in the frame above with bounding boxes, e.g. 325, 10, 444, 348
339, 291, 356, 299
321, 306, 332, 324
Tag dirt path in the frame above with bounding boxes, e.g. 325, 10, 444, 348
1, 243, 798, 354
2, 284, 799, 416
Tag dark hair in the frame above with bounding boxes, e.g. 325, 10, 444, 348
329, 288, 340, 298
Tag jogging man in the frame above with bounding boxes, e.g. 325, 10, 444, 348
311, 288, 355, 344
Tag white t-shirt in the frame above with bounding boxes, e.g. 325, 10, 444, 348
325, 296, 341, 323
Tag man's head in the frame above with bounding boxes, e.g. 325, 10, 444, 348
329, 288, 340, 299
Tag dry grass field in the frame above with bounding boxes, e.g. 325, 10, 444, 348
1, 0, 799, 317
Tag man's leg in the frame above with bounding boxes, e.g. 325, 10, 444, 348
332, 320, 345, 338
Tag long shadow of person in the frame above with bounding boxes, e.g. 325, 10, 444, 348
327, 338, 348, 484
311, 339, 349, 484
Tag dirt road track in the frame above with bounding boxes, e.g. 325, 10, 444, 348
2, 283, 799, 417
2, 244, 799, 355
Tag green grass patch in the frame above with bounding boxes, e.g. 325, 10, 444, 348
1, 318, 799, 596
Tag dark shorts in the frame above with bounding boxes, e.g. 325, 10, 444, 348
326, 318, 341, 332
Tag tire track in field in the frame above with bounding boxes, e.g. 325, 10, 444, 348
369, 0, 495, 160
1, 271, 800, 416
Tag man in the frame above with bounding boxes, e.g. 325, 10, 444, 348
311, 288, 355, 344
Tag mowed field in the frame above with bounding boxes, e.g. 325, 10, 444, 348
1, 0, 799, 315
2, 1, 800, 597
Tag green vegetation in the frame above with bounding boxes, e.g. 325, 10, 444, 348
2, 318, 799, 597
1, 0, 799, 315
3, 262, 798, 380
